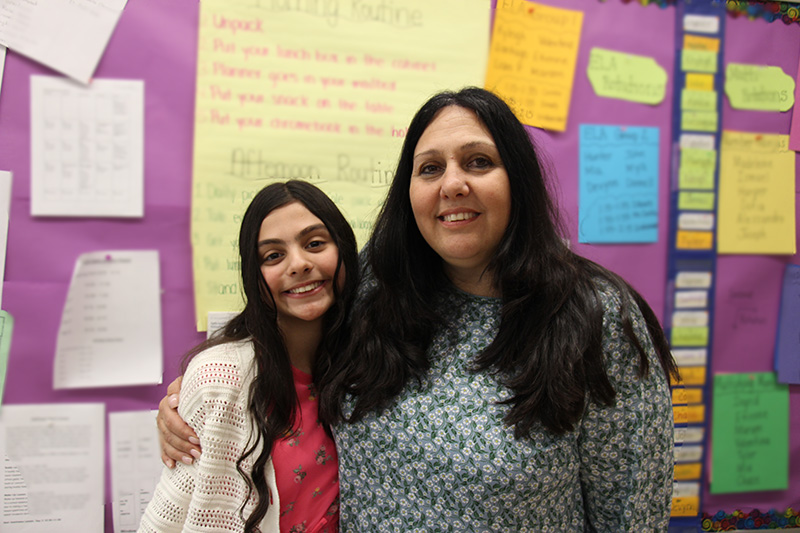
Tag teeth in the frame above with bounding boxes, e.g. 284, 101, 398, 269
288, 281, 322, 294
442, 212, 477, 222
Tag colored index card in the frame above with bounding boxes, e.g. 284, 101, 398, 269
578, 125, 659, 243
678, 148, 716, 190
485, 1, 583, 131
725, 63, 795, 112
711, 372, 789, 494
681, 89, 717, 111
681, 49, 717, 73
586, 48, 667, 105
718, 131, 796, 254
775, 264, 800, 384
686, 73, 714, 91
678, 191, 715, 211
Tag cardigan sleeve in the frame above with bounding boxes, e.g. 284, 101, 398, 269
138, 342, 278, 533
578, 285, 674, 532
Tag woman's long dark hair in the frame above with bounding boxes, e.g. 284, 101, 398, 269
320, 87, 678, 438
184, 180, 358, 532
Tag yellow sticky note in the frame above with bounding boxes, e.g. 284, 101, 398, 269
586, 47, 667, 105
686, 73, 714, 91
718, 131, 796, 254
485, 1, 583, 131
678, 148, 716, 189
671, 327, 709, 348
682, 49, 718, 73
190, 0, 490, 330
673, 387, 704, 405
671, 496, 700, 517
673, 405, 689, 424
678, 191, 715, 211
682, 110, 718, 132
687, 405, 705, 424
724, 63, 795, 112
676, 230, 714, 250
684, 34, 720, 52
681, 89, 717, 111
674, 366, 707, 387
674, 463, 703, 481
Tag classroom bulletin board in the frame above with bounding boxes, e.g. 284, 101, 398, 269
0, 0, 797, 531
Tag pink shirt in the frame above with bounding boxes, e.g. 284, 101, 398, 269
272, 367, 339, 533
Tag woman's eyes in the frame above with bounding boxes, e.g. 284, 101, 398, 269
306, 239, 326, 250
469, 156, 493, 169
417, 156, 494, 176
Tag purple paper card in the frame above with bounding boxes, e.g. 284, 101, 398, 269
775, 263, 800, 384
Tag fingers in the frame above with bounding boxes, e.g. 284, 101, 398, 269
157, 380, 201, 468
166, 375, 182, 396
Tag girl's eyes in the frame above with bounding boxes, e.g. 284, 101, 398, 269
262, 251, 282, 263
306, 239, 325, 250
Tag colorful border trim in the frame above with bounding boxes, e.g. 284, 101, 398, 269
726, 0, 800, 25
702, 509, 800, 530
596, 0, 800, 25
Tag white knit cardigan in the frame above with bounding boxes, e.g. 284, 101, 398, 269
139, 340, 279, 533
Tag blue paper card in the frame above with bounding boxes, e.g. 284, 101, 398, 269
775, 263, 800, 384
579, 125, 660, 243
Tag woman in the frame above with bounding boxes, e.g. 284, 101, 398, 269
140, 181, 358, 533
160, 88, 678, 531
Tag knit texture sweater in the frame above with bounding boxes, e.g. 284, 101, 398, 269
139, 340, 279, 533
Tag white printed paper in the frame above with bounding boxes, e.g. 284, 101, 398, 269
0, 0, 127, 84
54, 250, 163, 389
31, 76, 144, 218
0, 403, 105, 532
206, 311, 237, 339
109, 411, 163, 533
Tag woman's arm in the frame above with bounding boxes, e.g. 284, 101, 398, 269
579, 286, 674, 532
157, 375, 201, 467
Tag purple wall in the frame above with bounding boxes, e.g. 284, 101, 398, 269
0, 1, 796, 530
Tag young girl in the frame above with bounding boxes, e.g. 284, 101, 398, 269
139, 181, 358, 533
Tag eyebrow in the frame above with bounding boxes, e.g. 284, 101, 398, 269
257, 223, 328, 247
413, 141, 496, 161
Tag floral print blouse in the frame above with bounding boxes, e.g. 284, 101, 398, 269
334, 282, 674, 532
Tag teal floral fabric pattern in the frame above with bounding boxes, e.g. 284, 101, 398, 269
335, 282, 673, 532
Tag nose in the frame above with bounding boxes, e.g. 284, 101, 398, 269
288, 251, 312, 276
440, 165, 469, 199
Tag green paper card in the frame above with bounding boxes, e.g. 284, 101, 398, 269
682, 49, 718, 73
679, 148, 717, 190
678, 191, 715, 211
586, 47, 667, 105
725, 63, 795, 112
681, 89, 717, 111
0, 311, 13, 406
711, 372, 789, 493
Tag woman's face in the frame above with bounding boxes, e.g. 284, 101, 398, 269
409, 106, 511, 289
257, 201, 342, 325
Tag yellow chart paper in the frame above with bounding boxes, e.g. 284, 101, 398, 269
718, 131, 796, 255
485, 0, 583, 131
192, 0, 490, 330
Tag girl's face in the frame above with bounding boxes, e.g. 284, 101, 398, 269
257, 201, 342, 325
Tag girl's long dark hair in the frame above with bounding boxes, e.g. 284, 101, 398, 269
184, 180, 358, 532
320, 87, 678, 438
